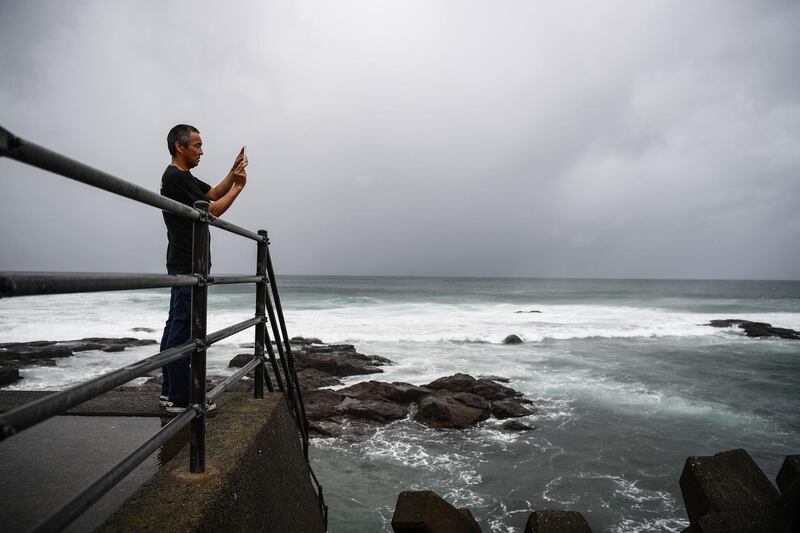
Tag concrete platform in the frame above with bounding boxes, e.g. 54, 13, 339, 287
0, 389, 325, 533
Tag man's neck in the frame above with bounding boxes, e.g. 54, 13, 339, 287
171, 157, 190, 172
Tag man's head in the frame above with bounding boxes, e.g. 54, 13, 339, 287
167, 124, 202, 169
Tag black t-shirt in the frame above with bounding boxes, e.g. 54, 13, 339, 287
161, 165, 211, 270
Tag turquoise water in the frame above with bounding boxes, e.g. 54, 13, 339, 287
2, 277, 799, 531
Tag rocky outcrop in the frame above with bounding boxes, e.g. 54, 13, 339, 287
503, 334, 524, 344
0, 338, 157, 368
706, 319, 800, 340
515, 310, 542, 314
298, 366, 534, 436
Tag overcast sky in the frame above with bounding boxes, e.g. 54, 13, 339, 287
1, 1, 798, 279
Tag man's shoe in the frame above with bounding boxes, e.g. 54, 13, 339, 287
159, 394, 169, 407
162, 401, 217, 415
163, 401, 189, 414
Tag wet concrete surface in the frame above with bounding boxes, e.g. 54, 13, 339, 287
0, 392, 189, 532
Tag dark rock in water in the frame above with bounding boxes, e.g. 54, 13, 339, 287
524, 511, 593, 533
0, 343, 74, 365
426, 373, 522, 401
515, 310, 542, 314
491, 399, 534, 419
414, 392, 490, 429
339, 396, 408, 423
295, 352, 383, 378
303, 389, 345, 420
291, 336, 323, 345
502, 420, 538, 432
679, 448, 785, 532
503, 334, 524, 344
706, 319, 800, 340
0, 337, 157, 368
479, 375, 511, 383
131, 327, 156, 333
103, 344, 126, 353
368, 355, 393, 366
229, 353, 254, 368
0, 367, 21, 386
339, 381, 429, 404
297, 369, 342, 390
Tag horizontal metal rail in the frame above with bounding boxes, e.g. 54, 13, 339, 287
209, 217, 263, 242
206, 357, 262, 403
206, 316, 263, 345
30, 407, 197, 533
0, 126, 264, 243
0, 341, 198, 440
0, 272, 198, 298
208, 275, 264, 285
0, 126, 198, 220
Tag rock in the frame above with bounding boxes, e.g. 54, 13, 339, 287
131, 327, 156, 333
0, 343, 74, 365
503, 334, 524, 344
392, 490, 482, 533
491, 399, 534, 419
297, 369, 342, 390
515, 310, 542, 314
0, 367, 21, 386
706, 319, 800, 340
679, 448, 785, 532
426, 373, 478, 392
369, 355, 394, 366
303, 389, 345, 420
339, 381, 430, 404
229, 354, 254, 368
426, 373, 522, 402
102, 344, 126, 352
291, 336, 323, 345
479, 375, 511, 383
414, 392, 490, 429
339, 397, 408, 423
501, 420, 537, 431
524, 511, 593, 532
472, 379, 522, 401
295, 353, 383, 378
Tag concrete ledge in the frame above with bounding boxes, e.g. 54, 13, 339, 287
100, 392, 325, 533
679, 448, 783, 532
392, 490, 482, 533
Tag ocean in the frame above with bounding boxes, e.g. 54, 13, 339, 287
1, 276, 799, 532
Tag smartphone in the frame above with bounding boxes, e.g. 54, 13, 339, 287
242, 146, 248, 164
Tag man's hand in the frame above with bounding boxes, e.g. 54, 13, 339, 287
231, 148, 245, 172
232, 158, 248, 189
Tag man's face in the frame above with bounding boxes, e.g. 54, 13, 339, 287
177, 131, 203, 168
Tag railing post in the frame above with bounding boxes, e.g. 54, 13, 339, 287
190, 200, 210, 473
265, 243, 310, 457
254, 230, 272, 397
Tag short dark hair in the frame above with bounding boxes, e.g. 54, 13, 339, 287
167, 124, 199, 156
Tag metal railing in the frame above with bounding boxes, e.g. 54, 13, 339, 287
0, 125, 327, 531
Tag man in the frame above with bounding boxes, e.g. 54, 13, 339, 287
159, 124, 247, 412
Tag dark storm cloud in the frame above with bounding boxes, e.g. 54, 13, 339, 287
1, 0, 798, 278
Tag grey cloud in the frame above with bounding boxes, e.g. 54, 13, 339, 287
1, 0, 798, 278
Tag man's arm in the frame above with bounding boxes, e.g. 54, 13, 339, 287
208, 158, 247, 218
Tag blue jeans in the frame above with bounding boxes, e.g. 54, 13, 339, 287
160, 268, 192, 404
